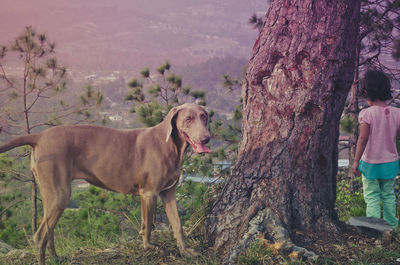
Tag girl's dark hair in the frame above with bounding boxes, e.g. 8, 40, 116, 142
360, 70, 392, 101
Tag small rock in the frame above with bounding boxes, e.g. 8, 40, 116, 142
102, 248, 115, 253
5, 249, 33, 258
348, 217, 392, 238
381, 230, 392, 245
348, 217, 392, 232
0, 240, 15, 254
290, 245, 319, 261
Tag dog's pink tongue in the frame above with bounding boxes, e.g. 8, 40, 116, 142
193, 142, 212, 154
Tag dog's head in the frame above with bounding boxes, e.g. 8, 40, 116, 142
165, 103, 211, 154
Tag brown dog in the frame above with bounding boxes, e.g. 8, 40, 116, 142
0, 103, 211, 265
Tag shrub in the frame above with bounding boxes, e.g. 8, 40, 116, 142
335, 173, 366, 221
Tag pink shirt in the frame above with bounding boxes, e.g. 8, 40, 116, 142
359, 106, 400, 164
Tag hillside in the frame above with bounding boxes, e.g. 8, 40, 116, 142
0, 0, 267, 71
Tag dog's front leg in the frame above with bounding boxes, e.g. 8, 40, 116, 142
140, 193, 157, 250
160, 188, 199, 257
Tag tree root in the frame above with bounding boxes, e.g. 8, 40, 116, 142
224, 208, 318, 265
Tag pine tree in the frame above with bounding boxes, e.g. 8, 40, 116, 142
0, 26, 103, 234
125, 61, 205, 127
345, 0, 400, 181
207, 0, 361, 263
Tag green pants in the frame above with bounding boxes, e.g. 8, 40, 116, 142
362, 175, 398, 229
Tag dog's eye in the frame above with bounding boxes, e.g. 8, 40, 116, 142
185, 117, 193, 122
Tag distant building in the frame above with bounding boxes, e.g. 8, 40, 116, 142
85, 74, 97, 80
99, 112, 123, 122
75, 180, 90, 189
109, 115, 123, 121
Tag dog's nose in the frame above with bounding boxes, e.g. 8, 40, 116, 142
201, 135, 210, 144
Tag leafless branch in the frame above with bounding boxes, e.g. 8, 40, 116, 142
0, 169, 31, 182
0, 199, 28, 217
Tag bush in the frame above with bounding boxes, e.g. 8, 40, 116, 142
176, 180, 213, 234
0, 218, 26, 248
335, 173, 366, 221
55, 186, 142, 252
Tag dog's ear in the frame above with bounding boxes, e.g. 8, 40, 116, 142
165, 106, 180, 143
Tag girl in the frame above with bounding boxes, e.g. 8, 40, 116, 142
352, 69, 400, 229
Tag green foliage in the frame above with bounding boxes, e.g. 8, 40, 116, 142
248, 13, 264, 32
233, 103, 243, 121
149, 84, 161, 95
0, 219, 25, 247
0, 26, 104, 239
125, 61, 206, 126
80, 85, 103, 107
182, 86, 191, 95
221, 73, 240, 91
395, 177, 400, 215
58, 209, 120, 243
135, 101, 165, 127
182, 155, 214, 178
127, 78, 142, 88
340, 114, 356, 134
176, 180, 212, 232
190, 90, 205, 99
237, 239, 274, 265
0, 154, 31, 247
55, 186, 141, 250
335, 173, 366, 221
50, 181, 217, 257
209, 114, 241, 163
140, 67, 150, 78
1, 26, 104, 136
0, 153, 13, 179
356, 247, 400, 264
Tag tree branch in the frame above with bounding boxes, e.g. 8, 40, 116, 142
0, 199, 28, 217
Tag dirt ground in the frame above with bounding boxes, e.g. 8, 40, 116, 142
292, 225, 400, 264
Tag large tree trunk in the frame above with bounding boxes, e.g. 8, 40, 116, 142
206, 0, 361, 263
347, 35, 360, 189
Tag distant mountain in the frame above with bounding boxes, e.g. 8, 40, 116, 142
0, 0, 268, 71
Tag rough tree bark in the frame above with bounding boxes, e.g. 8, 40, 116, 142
347, 34, 360, 187
206, 0, 361, 263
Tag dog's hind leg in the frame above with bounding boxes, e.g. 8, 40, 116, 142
33, 163, 72, 265
47, 228, 57, 258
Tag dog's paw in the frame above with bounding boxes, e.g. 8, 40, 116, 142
143, 242, 156, 250
179, 247, 199, 257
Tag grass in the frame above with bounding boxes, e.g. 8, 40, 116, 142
355, 246, 400, 264
0, 229, 220, 265
334, 173, 366, 221
1, 172, 400, 264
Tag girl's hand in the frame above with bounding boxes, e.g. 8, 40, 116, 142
352, 162, 360, 176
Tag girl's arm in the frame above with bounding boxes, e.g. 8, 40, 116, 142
352, 123, 370, 176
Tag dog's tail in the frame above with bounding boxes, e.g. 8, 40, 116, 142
0, 134, 40, 153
